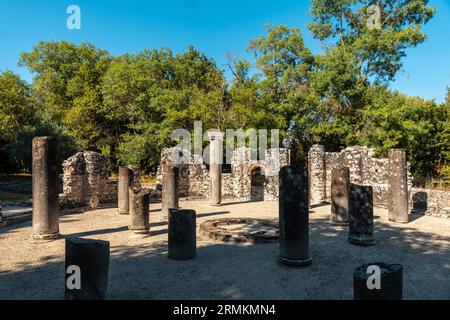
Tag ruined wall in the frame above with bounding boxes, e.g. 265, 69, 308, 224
410, 188, 450, 219
59, 151, 117, 209
309, 145, 412, 207
157, 147, 290, 201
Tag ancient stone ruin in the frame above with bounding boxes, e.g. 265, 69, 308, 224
308, 145, 413, 207
59, 151, 117, 209
308, 144, 450, 218
157, 146, 290, 201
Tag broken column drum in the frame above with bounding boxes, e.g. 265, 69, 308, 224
388, 149, 409, 223
208, 131, 224, 206
129, 187, 150, 235
65, 237, 110, 300
331, 167, 350, 225
161, 166, 179, 220
278, 166, 312, 267
348, 184, 375, 246
117, 166, 133, 215
168, 209, 196, 260
353, 262, 403, 300
31, 136, 60, 242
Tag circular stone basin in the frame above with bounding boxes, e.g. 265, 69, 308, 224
199, 218, 279, 243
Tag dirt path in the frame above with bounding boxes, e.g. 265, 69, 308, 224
0, 200, 449, 299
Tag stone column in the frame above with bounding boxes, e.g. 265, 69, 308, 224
331, 167, 350, 225
388, 149, 409, 223
117, 166, 133, 215
168, 209, 196, 260
348, 184, 375, 246
128, 187, 150, 236
278, 166, 312, 267
353, 263, 403, 300
31, 136, 60, 243
161, 166, 179, 220
65, 237, 110, 300
308, 144, 326, 205
0, 201, 4, 226
208, 131, 224, 206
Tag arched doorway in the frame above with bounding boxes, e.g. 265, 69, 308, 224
250, 167, 265, 201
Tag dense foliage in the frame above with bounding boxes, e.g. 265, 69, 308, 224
0, 0, 448, 184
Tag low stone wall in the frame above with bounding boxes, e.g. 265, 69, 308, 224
59, 152, 117, 209
157, 147, 290, 201
410, 188, 450, 219
308, 145, 412, 207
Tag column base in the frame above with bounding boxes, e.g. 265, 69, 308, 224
209, 203, 222, 207
331, 220, 349, 226
129, 230, 150, 238
278, 255, 312, 267
348, 235, 375, 246
30, 232, 60, 243
388, 218, 409, 224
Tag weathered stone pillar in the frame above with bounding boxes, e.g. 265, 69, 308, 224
353, 263, 403, 300
161, 166, 179, 220
168, 209, 196, 260
208, 131, 224, 206
117, 166, 133, 215
128, 187, 150, 236
348, 184, 375, 246
31, 136, 60, 242
278, 166, 312, 267
0, 201, 4, 225
388, 149, 409, 223
65, 237, 110, 300
308, 144, 326, 205
331, 167, 350, 225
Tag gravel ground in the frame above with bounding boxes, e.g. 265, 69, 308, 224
0, 199, 449, 300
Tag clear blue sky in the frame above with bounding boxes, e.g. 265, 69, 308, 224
0, 0, 449, 102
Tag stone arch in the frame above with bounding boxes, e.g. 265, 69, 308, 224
249, 165, 266, 202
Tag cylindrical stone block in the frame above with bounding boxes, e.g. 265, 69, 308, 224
65, 237, 110, 300
161, 166, 179, 220
208, 132, 224, 206
278, 166, 312, 267
353, 262, 403, 300
31, 136, 60, 242
388, 149, 409, 223
168, 209, 196, 260
128, 188, 150, 235
331, 167, 350, 225
117, 166, 133, 215
348, 184, 375, 246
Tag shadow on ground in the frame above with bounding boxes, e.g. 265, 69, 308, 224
0, 212, 449, 300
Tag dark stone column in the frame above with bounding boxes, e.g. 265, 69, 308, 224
128, 187, 150, 236
278, 166, 312, 267
161, 166, 179, 220
331, 167, 350, 225
65, 237, 110, 300
31, 136, 60, 242
388, 149, 409, 223
168, 209, 196, 260
117, 166, 133, 215
354, 262, 403, 300
348, 184, 375, 246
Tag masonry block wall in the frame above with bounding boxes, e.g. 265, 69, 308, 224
308, 145, 413, 207
59, 151, 117, 209
157, 146, 290, 201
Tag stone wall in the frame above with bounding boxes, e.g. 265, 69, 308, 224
59, 152, 117, 209
309, 145, 412, 207
410, 188, 450, 218
157, 146, 290, 201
